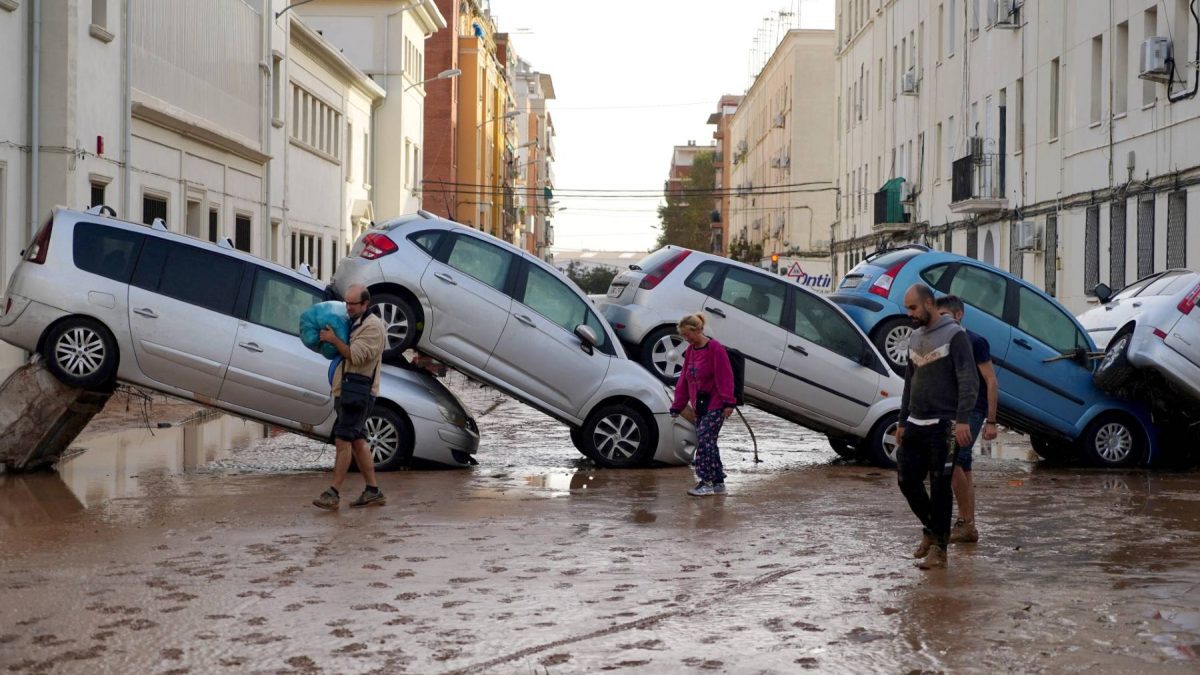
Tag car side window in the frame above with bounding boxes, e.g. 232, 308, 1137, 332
247, 270, 323, 336
948, 265, 1007, 318
521, 264, 613, 354
717, 267, 786, 326
919, 263, 951, 290
409, 230, 443, 256
684, 262, 722, 294
73, 223, 144, 283
1017, 287, 1085, 353
790, 290, 867, 362
445, 234, 512, 292
136, 240, 244, 315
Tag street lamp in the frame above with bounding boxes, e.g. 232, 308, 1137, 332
403, 68, 461, 92
477, 110, 519, 128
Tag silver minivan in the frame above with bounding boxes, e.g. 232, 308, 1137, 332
0, 207, 479, 470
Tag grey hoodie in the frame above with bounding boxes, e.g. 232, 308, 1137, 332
899, 315, 980, 425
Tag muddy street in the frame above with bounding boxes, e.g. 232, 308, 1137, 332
2, 377, 1199, 674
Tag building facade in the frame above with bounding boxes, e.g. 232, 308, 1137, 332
707, 95, 743, 255
511, 56, 556, 259
835, 0, 1200, 314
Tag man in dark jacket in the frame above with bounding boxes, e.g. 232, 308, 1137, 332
894, 283, 979, 570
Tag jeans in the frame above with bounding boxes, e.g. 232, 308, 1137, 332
897, 420, 958, 547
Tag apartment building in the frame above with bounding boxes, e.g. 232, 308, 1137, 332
835, 0, 1200, 314
511, 56, 557, 259
707, 95, 743, 255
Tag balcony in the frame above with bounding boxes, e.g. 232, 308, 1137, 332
873, 177, 913, 233
950, 154, 1007, 213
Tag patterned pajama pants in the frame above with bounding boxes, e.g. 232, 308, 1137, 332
693, 410, 727, 484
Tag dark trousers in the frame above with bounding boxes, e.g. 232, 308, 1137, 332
897, 421, 958, 547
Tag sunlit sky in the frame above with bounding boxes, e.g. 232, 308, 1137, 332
489, 0, 835, 253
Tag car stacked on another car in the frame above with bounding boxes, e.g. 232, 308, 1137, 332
330, 212, 698, 469
0, 206, 479, 471
830, 245, 1162, 468
596, 246, 906, 467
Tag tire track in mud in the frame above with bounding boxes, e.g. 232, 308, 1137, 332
442, 567, 801, 674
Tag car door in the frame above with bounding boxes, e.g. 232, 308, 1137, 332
939, 262, 1013, 394
218, 268, 332, 426
488, 261, 612, 419
1004, 285, 1094, 427
772, 288, 881, 428
701, 265, 788, 398
419, 231, 514, 369
127, 238, 243, 398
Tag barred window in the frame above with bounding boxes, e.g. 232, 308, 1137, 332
944, 227, 952, 252
290, 84, 342, 160
1110, 201, 1127, 290
1137, 195, 1155, 279
966, 226, 979, 259
1044, 215, 1058, 297
1167, 191, 1187, 269
1084, 206, 1100, 295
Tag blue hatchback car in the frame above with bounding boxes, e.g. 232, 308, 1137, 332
830, 246, 1159, 468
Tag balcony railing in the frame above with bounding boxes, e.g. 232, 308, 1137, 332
950, 154, 1007, 213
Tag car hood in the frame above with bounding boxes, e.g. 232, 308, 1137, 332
378, 364, 474, 423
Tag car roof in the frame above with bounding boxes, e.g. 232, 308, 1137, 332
664, 246, 830, 296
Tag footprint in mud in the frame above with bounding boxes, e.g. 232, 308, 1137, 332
560, 568, 585, 576
395, 592, 420, 601
16, 617, 46, 627
160, 606, 187, 614
484, 566, 507, 573
448, 577, 484, 584
681, 564, 702, 572
617, 639, 664, 650
158, 592, 198, 603
0, 634, 19, 645
363, 563, 384, 570
394, 570, 416, 578
286, 656, 317, 669
90, 631, 116, 642
229, 632, 288, 645
442, 601, 470, 609
31, 634, 74, 648
792, 621, 824, 632
762, 617, 788, 633
335, 642, 368, 654
368, 582, 389, 589
431, 647, 462, 661
601, 660, 652, 670
331, 628, 354, 638
219, 657, 246, 666
527, 567, 551, 573
284, 604, 305, 613
540, 653, 571, 667
161, 648, 184, 660
85, 603, 142, 616
384, 616, 415, 626
681, 657, 724, 670
844, 627, 889, 643
794, 656, 820, 669
246, 617, 268, 627
237, 591, 273, 599
98, 618, 158, 631
351, 603, 399, 613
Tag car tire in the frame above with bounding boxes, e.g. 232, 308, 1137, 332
569, 426, 595, 460
372, 292, 421, 355
1079, 413, 1144, 468
1093, 331, 1135, 393
1030, 434, 1073, 462
581, 404, 655, 468
363, 405, 414, 472
41, 317, 119, 390
863, 412, 901, 469
872, 317, 913, 375
639, 326, 686, 385
826, 435, 859, 459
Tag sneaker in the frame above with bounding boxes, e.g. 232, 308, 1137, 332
312, 488, 340, 510
949, 519, 979, 544
712, 482, 727, 495
917, 544, 947, 570
687, 481, 715, 497
350, 488, 386, 508
913, 532, 934, 559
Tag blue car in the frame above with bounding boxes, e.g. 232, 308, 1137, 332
830, 246, 1160, 468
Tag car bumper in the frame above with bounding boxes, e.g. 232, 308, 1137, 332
0, 296, 64, 352
410, 412, 480, 467
596, 301, 665, 345
1128, 327, 1200, 401
650, 412, 696, 465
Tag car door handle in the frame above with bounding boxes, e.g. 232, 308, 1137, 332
788, 344, 808, 355
1013, 338, 1033, 350
1131, 302, 1142, 308
434, 272, 457, 285
238, 342, 263, 353
705, 306, 726, 318
514, 314, 536, 327
133, 307, 158, 319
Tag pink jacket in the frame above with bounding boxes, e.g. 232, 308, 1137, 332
670, 338, 736, 415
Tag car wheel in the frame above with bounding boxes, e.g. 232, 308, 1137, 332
826, 435, 858, 459
863, 412, 901, 469
569, 426, 595, 460
872, 318, 913, 375
364, 406, 414, 471
373, 292, 420, 354
639, 326, 686, 384
1030, 434, 1073, 462
41, 317, 118, 389
1079, 414, 1144, 468
1093, 331, 1135, 393
582, 404, 655, 468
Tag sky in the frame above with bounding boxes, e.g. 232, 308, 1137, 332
488, 0, 835, 253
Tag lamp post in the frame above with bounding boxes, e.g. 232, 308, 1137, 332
403, 68, 461, 92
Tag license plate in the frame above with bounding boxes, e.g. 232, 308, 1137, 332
607, 284, 626, 298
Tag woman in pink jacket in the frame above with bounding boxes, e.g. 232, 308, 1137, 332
670, 313, 736, 496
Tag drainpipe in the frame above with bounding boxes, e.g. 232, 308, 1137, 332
262, 7, 273, 261
1168, 0, 1200, 103
28, 0, 41, 238
121, 0, 131, 218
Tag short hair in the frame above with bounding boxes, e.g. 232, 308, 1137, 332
346, 284, 370, 304
677, 313, 706, 333
936, 294, 965, 314
908, 283, 935, 303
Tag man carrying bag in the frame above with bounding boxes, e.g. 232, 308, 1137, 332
312, 284, 388, 510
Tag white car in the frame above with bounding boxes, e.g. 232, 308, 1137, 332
330, 212, 697, 469
1079, 270, 1200, 407
0, 207, 479, 471
596, 246, 906, 466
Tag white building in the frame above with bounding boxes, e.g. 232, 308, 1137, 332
728, 29, 838, 282
512, 57, 557, 260
835, 0, 1200, 314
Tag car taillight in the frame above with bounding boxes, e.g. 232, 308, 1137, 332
360, 233, 398, 260
25, 218, 53, 265
1153, 328, 1169, 339
869, 260, 909, 298
1178, 281, 1200, 315
638, 250, 691, 290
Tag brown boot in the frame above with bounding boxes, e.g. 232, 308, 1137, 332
949, 519, 979, 544
917, 545, 947, 570
913, 532, 934, 558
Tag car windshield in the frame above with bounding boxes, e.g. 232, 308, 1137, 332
1139, 271, 1196, 296
634, 248, 684, 274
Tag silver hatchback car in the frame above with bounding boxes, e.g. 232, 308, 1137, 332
597, 246, 906, 466
330, 212, 697, 469
0, 207, 479, 470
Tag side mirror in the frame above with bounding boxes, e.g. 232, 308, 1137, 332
1093, 282, 1112, 304
574, 324, 598, 354
1074, 346, 1091, 367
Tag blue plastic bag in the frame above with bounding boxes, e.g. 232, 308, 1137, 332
299, 301, 350, 360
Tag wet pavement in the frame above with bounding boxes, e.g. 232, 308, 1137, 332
2, 373, 1199, 673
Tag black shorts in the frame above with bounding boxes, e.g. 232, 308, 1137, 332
333, 395, 375, 442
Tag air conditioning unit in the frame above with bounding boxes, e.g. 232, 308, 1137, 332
900, 180, 916, 203
772, 113, 786, 128
990, 0, 1019, 28
779, 155, 790, 169
1016, 220, 1042, 251
1139, 37, 1172, 82
901, 68, 919, 95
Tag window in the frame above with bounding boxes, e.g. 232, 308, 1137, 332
247, 270, 322, 336
1084, 206, 1100, 295
1137, 195, 1155, 279
408, 230, 444, 256
1144, 8, 1158, 106
1050, 57, 1060, 139
73, 223, 143, 283
363, 131, 370, 186
970, 0, 979, 34
292, 232, 316, 274
1044, 215, 1058, 297
920, 263, 952, 289
345, 124, 354, 180
938, 3, 945, 60
90, 181, 106, 209
208, 207, 219, 243
790, 290, 865, 363
142, 193, 167, 227
520, 264, 612, 354
684, 261, 722, 294
1110, 201, 1128, 289
1017, 287, 1085, 353
133, 240, 244, 315
1010, 221, 1024, 279
91, 0, 106, 30
289, 85, 342, 158
1116, 23, 1129, 114
1091, 35, 1103, 124
717, 267, 786, 326
445, 234, 512, 291
948, 0, 957, 55
967, 226, 978, 259
1015, 77, 1025, 148
235, 214, 251, 253
946, 116, 955, 180
935, 123, 943, 179
1167, 191, 1187, 269
948, 264, 1007, 318
271, 55, 283, 124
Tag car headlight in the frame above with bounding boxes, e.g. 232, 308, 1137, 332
438, 404, 468, 428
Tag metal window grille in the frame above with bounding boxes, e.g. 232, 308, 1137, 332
966, 226, 979, 259
1137, 195, 1155, 279
1010, 221, 1023, 279
1110, 201, 1127, 290
1044, 215, 1058, 297
1167, 191, 1187, 269
1084, 206, 1099, 295
944, 227, 952, 252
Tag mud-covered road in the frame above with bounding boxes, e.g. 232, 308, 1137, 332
2, 375, 1199, 673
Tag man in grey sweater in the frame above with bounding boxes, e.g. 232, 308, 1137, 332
895, 283, 979, 570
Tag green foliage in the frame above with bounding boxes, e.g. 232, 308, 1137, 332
564, 260, 619, 295
656, 151, 717, 251
728, 239, 762, 264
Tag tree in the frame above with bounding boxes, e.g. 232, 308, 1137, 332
656, 151, 716, 251
563, 260, 618, 295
